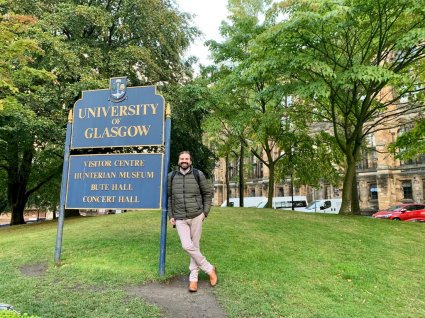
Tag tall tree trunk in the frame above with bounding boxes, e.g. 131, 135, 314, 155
8, 145, 33, 225
291, 173, 295, 210
225, 154, 230, 206
10, 196, 26, 225
340, 156, 356, 215
267, 161, 275, 208
239, 143, 244, 207
351, 173, 361, 215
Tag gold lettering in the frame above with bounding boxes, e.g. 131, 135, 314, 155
83, 196, 115, 203
78, 108, 86, 119
83, 160, 112, 167
136, 125, 150, 136
90, 184, 110, 191
118, 171, 154, 178
88, 108, 96, 118
127, 105, 137, 115
119, 105, 128, 116
111, 184, 133, 191
150, 104, 158, 115
84, 126, 151, 139
114, 160, 144, 167
77, 104, 160, 119
84, 127, 94, 139
118, 196, 140, 203
82, 172, 116, 179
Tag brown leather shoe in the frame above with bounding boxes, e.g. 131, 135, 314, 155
209, 267, 218, 286
188, 281, 198, 292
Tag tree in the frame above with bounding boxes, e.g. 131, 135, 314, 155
162, 78, 216, 177
275, 126, 343, 206
0, 14, 63, 224
0, 0, 197, 225
255, 0, 425, 214
207, 0, 298, 208
201, 78, 249, 206
6, 0, 197, 85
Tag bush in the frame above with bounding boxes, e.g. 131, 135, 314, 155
0, 311, 41, 318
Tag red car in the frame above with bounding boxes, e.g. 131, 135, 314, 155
372, 204, 425, 221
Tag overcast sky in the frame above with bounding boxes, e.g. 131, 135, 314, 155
175, 0, 229, 66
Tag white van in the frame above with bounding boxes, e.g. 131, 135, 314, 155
298, 199, 342, 214
256, 196, 308, 210
220, 196, 266, 207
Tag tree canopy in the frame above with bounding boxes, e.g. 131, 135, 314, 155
0, 0, 199, 225
204, 0, 342, 207
251, 0, 425, 214
389, 119, 425, 160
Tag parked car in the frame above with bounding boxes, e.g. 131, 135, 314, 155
256, 196, 308, 210
0, 303, 17, 312
372, 204, 425, 221
296, 199, 342, 214
220, 196, 266, 207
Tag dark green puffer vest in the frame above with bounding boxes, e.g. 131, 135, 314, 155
167, 168, 213, 220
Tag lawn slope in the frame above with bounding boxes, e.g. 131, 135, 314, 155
0, 208, 424, 317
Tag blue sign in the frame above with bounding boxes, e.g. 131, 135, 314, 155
71, 82, 164, 149
65, 153, 163, 210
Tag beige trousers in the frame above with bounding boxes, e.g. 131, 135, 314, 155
175, 213, 213, 282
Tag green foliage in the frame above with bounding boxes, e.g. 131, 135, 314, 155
163, 80, 216, 176
205, 1, 291, 203
0, 0, 198, 224
0, 311, 41, 318
0, 13, 66, 224
27, 0, 197, 85
276, 130, 343, 188
389, 118, 425, 160
250, 0, 425, 214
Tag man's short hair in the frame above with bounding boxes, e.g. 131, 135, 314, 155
179, 151, 192, 160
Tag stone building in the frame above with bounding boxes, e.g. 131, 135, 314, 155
212, 124, 425, 213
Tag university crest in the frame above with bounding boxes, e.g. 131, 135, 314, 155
109, 77, 127, 102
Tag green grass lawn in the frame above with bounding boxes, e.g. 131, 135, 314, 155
0, 208, 424, 317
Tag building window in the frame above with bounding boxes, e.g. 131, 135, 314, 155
370, 184, 378, 200
358, 134, 378, 169
397, 126, 415, 166
402, 181, 413, 199
257, 162, 263, 178
423, 180, 425, 199
325, 186, 331, 199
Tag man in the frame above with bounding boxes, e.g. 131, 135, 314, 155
168, 151, 217, 292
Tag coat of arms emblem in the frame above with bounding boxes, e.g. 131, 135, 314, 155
110, 77, 127, 102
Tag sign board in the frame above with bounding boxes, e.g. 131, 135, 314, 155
71, 80, 164, 149
65, 153, 163, 210
65, 77, 166, 210
55, 77, 171, 275
55, 77, 172, 273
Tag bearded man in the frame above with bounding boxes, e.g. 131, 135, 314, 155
168, 151, 217, 292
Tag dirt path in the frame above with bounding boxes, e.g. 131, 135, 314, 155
126, 275, 227, 318
19, 263, 227, 318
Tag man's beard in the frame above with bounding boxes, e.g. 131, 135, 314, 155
179, 163, 191, 170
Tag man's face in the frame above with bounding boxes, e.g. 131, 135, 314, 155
178, 153, 192, 170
